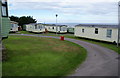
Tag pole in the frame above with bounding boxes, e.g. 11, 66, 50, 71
56, 14, 58, 34
117, 1, 120, 47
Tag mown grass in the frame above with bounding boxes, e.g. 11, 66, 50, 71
0, 62, 2, 76
14, 31, 35, 34
63, 36, 120, 54
2, 35, 87, 76
13, 31, 119, 54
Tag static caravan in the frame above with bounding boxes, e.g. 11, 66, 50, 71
67, 27, 74, 33
25, 23, 35, 32
25, 23, 45, 33
45, 24, 67, 33
32, 23, 45, 33
1, 0, 10, 39
10, 21, 18, 32
75, 24, 120, 43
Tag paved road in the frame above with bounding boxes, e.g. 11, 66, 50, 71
10, 34, 119, 76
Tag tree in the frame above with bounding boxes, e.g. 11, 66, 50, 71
9, 16, 37, 29
9, 16, 19, 22
18, 16, 37, 27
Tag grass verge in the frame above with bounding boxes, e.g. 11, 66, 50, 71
2, 35, 87, 76
64, 36, 120, 54
12, 31, 119, 54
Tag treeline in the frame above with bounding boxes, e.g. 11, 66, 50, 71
9, 16, 37, 29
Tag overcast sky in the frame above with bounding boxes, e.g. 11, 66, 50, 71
8, 0, 119, 24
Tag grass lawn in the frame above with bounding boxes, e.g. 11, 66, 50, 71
13, 31, 119, 54
0, 62, 1, 76
65, 37, 119, 54
13, 31, 35, 34
2, 35, 87, 76
63, 36, 120, 54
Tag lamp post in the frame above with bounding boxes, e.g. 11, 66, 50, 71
56, 14, 58, 34
117, 1, 120, 47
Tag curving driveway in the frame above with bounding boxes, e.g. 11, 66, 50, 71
10, 34, 118, 76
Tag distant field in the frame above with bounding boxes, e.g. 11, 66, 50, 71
3, 35, 87, 76
12, 31, 119, 54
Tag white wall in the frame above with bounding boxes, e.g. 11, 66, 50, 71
26, 25, 33, 32
32, 24, 45, 33
45, 26, 57, 32
10, 23, 18, 32
26, 24, 45, 33
45, 26, 67, 33
75, 26, 119, 43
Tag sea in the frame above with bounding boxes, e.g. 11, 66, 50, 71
45, 23, 118, 28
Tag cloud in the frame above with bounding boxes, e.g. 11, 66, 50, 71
8, 0, 119, 3
8, 0, 119, 23
8, 0, 118, 14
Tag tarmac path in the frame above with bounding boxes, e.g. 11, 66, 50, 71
10, 34, 119, 76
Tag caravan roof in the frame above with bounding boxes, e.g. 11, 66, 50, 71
46, 24, 67, 27
75, 24, 118, 28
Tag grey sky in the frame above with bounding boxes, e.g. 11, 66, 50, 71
8, 0, 119, 23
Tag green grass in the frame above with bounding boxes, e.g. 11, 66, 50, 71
15, 31, 74, 37
12, 31, 120, 53
64, 37, 120, 54
44, 34, 119, 54
14, 31, 35, 34
3, 35, 87, 76
0, 62, 2, 77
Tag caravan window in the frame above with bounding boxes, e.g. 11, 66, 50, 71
35, 25, 37, 29
107, 29, 112, 38
11, 24, 14, 28
95, 28, 98, 34
42, 26, 45, 29
2, 6, 7, 16
52, 27, 54, 29
61, 27, 66, 31
15, 24, 18, 27
2, 0, 8, 17
82, 29, 84, 33
60, 27, 62, 31
39, 26, 41, 29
